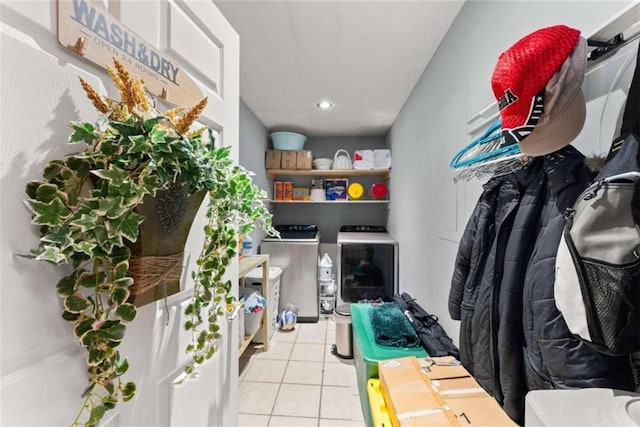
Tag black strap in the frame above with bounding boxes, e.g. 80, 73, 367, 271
607, 41, 640, 162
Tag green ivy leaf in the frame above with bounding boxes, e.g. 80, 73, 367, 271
110, 246, 131, 264
41, 225, 73, 249
86, 404, 105, 425
70, 212, 99, 232
116, 303, 136, 322
74, 318, 94, 339
79, 272, 107, 289
122, 381, 136, 402
127, 135, 153, 154
43, 161, 64, 181
91, 168, 129, 186
35, 183, 60, 203
113, 260, 129, 279
56, 276, 76, 297
25, 181, 40, 199
35, 245, 67, 264
87, 347, 106, 366
116, 358, 129, 375
68, 121, 95, 144
96, 196, 127, 219
71, 241, 94, 257
61, 310, 80, 321
113, 277, 134, 288
103, 395, 118, 410
108, 211, 144, 243
111, 287, 130, 305
28, 198, 71, 226
109, 120, 137, 137
65, 293, 89, 313
100, 320, 125, 342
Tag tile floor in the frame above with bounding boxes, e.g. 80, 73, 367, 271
238, 316, 364, 427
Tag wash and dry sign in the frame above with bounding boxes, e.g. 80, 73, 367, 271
57, 0, 203, 107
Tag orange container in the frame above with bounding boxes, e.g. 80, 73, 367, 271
284, 182, 293, 201
274, 181, 284, 200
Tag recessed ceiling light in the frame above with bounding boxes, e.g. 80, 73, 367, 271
317, 101, 333, 110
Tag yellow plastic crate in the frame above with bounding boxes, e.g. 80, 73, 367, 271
367, 379, 392, 427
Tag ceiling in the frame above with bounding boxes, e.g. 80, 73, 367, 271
214, 1, 464, 137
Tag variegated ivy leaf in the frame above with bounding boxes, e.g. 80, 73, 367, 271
35, 183, 60, 203
110, 287, 130, 305
70, 212, 99, 232
113, 260, 129, 280
41, 225, 73, 250
78, 271, 107, 289
71, 241, 94, 257
127, 135, 153, 154
56, 276, 76, 297
116, 303, 136, 322
97, 196, 128, 219
65, 293, 89, 313
86, 405, 106, 425
91, 167, 129, 186
122, 382, 136, 402
27, 198, 71, 226
68, 121, 95, 144
107, 211, 145, 243
35, 245, 67, 264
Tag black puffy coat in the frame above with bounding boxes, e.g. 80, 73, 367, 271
449, 161, 542, 413
449, 146, 634, 424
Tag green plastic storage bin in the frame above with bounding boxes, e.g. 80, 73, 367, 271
350, 303, 428, 427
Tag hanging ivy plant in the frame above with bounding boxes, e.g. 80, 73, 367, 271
24, 58, 277, 426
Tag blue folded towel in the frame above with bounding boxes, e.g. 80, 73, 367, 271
369, 303, 420, 348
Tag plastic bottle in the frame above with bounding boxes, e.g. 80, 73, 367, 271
242, 234, 253, 257
319, 253, 332, 281
238, 234, 244, 258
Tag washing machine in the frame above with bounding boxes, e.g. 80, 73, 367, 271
260, 224, 319, 322
336, 225, 398, 307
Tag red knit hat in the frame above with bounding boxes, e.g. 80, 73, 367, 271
492, 25, 586, 156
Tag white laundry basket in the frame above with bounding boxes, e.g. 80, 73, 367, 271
243, 266, 283, 344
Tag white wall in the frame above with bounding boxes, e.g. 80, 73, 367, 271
0, 1, 241, 425
387, 0, 632, 344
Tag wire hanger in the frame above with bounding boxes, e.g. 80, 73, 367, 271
450, 119, 529, 182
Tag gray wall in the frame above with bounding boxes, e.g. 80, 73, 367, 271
239, 99, 271, 246
387, 0, 631, 343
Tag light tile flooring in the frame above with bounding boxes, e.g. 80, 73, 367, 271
239, 316, 364, 427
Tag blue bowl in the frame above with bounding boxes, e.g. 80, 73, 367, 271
271, 131, 307, 151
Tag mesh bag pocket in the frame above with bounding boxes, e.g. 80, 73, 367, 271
582, 258, 640, 354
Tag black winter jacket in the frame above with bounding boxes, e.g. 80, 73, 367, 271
449, 146, 634, 424
449, 162, 541, 413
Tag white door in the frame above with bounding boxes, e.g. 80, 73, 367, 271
0, 1, 240, 425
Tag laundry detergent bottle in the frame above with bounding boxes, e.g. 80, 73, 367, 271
319, 253, 333, 281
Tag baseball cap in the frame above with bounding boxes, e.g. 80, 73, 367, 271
491, 25, 587, 156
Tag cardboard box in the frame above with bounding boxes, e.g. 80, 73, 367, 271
292, 187, 310, 201
378, 357, 458, 427
280, 151, 297, 169
379, 356, 517, 427
418, 356, 472, 381
265, 150, 281, 169
296, 150, 312, 170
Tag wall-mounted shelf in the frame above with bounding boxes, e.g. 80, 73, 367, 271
267, 169, 390, 180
